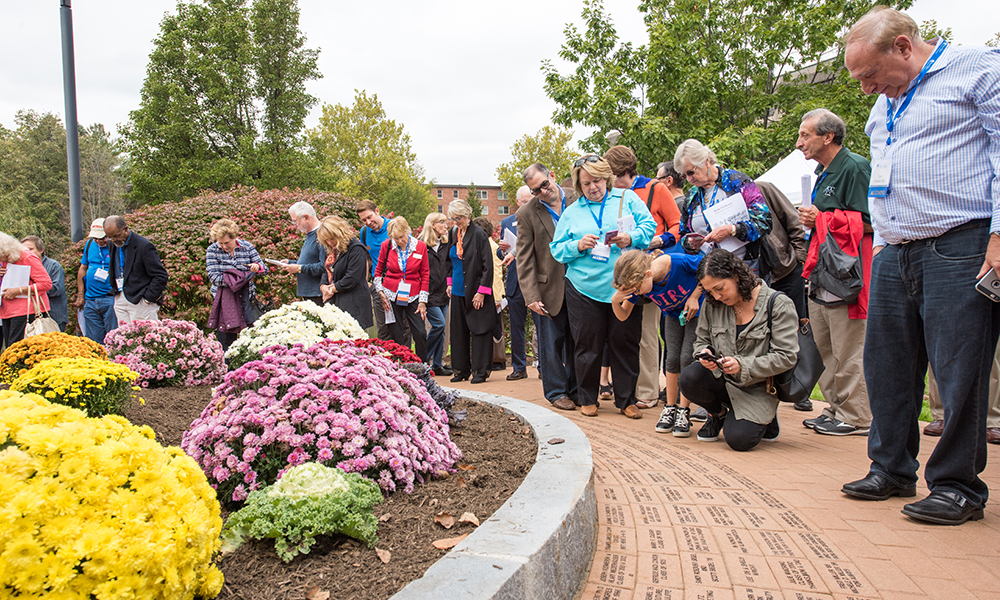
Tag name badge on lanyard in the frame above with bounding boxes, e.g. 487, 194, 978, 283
396, 281, 412, 305
94, 267, 109, 282
869, 147, 892, 199
591, 242, 611, 262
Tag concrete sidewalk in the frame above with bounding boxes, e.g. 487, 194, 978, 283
445, 366, 1000, 600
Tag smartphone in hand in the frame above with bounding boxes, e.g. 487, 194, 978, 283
977, 269, 1000, 302
696, 349, 721, 363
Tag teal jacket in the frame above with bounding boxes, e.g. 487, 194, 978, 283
550, 188, 655, 302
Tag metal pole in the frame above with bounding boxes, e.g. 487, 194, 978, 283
61, 0, 84, 242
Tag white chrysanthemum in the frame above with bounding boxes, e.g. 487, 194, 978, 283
225, 302, 367, 360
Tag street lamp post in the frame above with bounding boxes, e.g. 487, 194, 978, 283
61, 0, 84, 242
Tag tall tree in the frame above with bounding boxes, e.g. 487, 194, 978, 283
0, 111, 68, 239
307, 90, 426, 205
543, 0, 912, 177
79, 124, 131, 224
381, 179, 436, 227
465, 183, 483, 219
495, 126, 578, 205
121, 0, 320, 204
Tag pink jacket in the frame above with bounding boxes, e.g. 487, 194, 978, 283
0, 251, 52, 319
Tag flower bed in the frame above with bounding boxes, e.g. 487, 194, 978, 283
0, 390, 224, 598
9, 357, 140, 418
104, 319, 226, 388
0, 332, 107, 384
225, 301, 367, 369
182, 342, 462, 507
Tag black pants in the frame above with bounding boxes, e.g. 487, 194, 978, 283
388, 301, 427, 362
216, 330, 240, 353
2, 315, 29, 349
450, 296, 491, 377
769, 263, 807, 320
679, 363, 770, 451
564, 281, 642, 408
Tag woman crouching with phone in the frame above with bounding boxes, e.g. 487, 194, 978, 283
679, 248, 798, 451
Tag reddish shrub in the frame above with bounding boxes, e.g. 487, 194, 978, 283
60, 186, 361, 330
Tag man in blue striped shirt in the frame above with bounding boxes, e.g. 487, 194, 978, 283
840, 6, 1000, 525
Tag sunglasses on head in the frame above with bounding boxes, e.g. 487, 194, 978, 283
530, 179, 550, 196
573, 155, 601, 168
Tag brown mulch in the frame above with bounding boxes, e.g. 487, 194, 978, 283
126, 385, 537, 600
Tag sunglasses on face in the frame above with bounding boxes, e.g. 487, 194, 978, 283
530, 179, 550, 196
573, 155, 601, 168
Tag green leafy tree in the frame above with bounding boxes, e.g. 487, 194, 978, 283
543, 0, 912, 176
382, 179, 435, 227
465, 183, 483, 218
495, 126, 578, 205
307, 90, 426, 205
79, 124, 131, 224
120, 0, 320, 205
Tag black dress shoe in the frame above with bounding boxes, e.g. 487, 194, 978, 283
450, 372, 470, 383
793, 398, 813, 411
491, 362, 507, 371
842, 472, 917, 501
471, 373, 488, 384
902, 490, 985, 525
506, 370, 527, 381
434, 365, 453, 376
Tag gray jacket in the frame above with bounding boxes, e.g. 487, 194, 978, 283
694, 283, 799, 424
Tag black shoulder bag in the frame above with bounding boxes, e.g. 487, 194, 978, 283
764, 291, 825, 403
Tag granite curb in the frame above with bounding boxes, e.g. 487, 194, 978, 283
389, 388, 596, 600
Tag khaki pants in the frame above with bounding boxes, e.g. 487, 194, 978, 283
927, 343, 1000, 427
809, 300, 871, 427
114, 294, 160, 324
635, 303, 662, 400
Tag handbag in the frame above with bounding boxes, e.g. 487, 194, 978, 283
24, 285, 60, 338
764, 291, 825, 403
243, 294, 274, 326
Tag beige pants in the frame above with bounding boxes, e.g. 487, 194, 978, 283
927, 343, 1000, 427
809, 300, 871, 427
114, 294, 160, 324
635, 303, 662, 400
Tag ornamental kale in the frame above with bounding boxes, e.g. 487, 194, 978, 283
221, 463, 382, 562
182, 342, 462, 507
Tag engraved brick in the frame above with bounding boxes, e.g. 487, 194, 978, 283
752, 491, 789, 509
677, 526, 719, 553
597, 484, 626, 503
637, 525, 678, 553
765, 557, 828, 593
753, 531, 804, 557
629, 485, 659, 504
737, 507, 780, 530
793, 533, 842, 561
599, 525, 636, 553
701, 505, 741, 527
773, 510, 816, 532
814, 560, 876, 597
682, 552, 732, 588
634, 503, 667, 525
634, 584, 684, 600
721, 490, 757, 507
589, 552, 637, 588
713, 528, 761, 556
579, 583, 632, 600
600, 503, 636, 528
732, 588, 784, 600
668, 504, 706, 526
724, 553, 780, 589
657, 485, 692, 504
636, 552, 684, 587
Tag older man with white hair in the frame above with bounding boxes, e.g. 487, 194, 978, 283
278, 201, 326, 305
840, 6, 1000, 525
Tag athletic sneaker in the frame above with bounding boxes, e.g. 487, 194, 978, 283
814, 417, 870, 436
762, 417, 780, 442
655, 406, 677, 433
690, 406, 710, 422
803, 414, 832, 430
672, 406, 691, 438
697, 412, 724, 442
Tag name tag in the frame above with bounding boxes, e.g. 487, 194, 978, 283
591, 242, 611, 263
869, 151, 892, 199
94, 268, 109, 281
412, 253, 422, 260
115, 277, 124, 290
616, 214, 636, 233
396, 281, 412, 305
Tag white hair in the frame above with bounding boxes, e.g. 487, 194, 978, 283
288, 201, 316, 219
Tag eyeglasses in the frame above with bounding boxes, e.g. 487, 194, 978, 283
573, 155, 601, 168
683, 168, 697, 178
530, 179, 550, 196
655, 175, 668, 181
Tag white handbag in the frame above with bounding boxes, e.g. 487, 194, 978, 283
24, 284, 60, 338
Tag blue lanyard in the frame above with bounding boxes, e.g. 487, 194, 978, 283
117, 247, 125, 277
886, 38, 947, 145
543, 190, 567, 224
811, 172, 829, 204
586, 191, 609, 234
697, 185, 720, 218
395, 238, 411, 282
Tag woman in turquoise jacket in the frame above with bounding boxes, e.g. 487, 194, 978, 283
550, 154, 656, 419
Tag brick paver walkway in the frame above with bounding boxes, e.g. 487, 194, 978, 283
447, 366, 1000, 600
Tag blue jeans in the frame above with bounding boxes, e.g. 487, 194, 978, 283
426, 304, 447, 368
508, 288, 528, 372
83, 295, 118, 345
536, 297, 577, 403
864, 221, 1000, 507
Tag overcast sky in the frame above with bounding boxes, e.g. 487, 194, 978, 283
1, 1, 995, 187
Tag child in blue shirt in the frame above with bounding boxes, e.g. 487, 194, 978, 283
612, 249, 704, 437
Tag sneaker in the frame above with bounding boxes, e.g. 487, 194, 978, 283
803, 414, 831, 430
672, 407, 691, 438
762, 417, 780, 442
697, 412, 724, 442
814, 417, 869, 436
655, 406, 677, 433
793, 398, 814, 412
690, 406, 709, 422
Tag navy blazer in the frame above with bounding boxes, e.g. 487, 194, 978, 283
109, 232, 169, 305
498, 214, 520, 298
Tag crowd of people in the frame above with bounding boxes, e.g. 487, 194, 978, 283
1, 7, 997, 527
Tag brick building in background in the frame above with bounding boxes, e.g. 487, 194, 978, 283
432, 184, 510, 229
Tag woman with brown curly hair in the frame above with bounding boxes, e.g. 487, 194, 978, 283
679, 248, 799, 450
